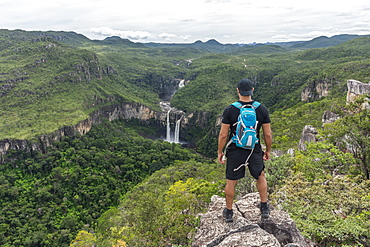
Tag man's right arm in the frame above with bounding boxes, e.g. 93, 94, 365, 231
218, 123, 230, 164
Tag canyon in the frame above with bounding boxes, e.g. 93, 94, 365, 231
0, 79, 193, 162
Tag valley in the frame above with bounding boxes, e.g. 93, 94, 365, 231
0, 29, 369, 247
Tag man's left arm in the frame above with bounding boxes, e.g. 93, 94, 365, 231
218, 123, 230, 164
262, 123, 272, 161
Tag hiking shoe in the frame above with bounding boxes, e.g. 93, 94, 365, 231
260, 205, 270, 219
223, 208, 233, 223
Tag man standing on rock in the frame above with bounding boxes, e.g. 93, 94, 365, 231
218, 79, 272, 222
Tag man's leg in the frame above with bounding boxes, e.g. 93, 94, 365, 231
256, 171, 269, 218
256, 171, 267, 202
225, 179, 238, 209
223, 179, 238, 222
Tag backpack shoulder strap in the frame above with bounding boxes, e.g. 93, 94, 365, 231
231, 102, 242, 109
231, 101, 260, 109
252, 101, 261, 109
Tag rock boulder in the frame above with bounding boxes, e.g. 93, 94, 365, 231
346, 79, 370, 106
192, 193, 314, 247
298, 125, 319, 151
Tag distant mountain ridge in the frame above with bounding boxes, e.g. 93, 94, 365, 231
1, 29, 368, 52
144, 33, 370, 52
289, 34, 370, 49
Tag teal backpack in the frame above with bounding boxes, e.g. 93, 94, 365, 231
231, 101, 261, 149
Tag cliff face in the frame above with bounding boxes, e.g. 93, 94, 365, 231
301, 79, 370, 103
301, 80, 331, 102
0, 103, 156, 162
134, 76, 186, 102
158, 79, 186, 101
346, 79, 370, 108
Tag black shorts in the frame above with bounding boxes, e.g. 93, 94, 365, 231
225, 144, 265, 180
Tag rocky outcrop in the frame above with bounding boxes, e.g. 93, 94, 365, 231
346, 79, 370, 108
192, 193, 314, 247
298, 79, 370, 152
301, 81, 332, 102
322, 111, 340, 125
298, 125, 319, 151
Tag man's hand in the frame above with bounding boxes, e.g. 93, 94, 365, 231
218, 152, 226, 164
263, 151, 270, 161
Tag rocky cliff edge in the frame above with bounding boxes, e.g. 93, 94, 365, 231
192, 193, 315, 247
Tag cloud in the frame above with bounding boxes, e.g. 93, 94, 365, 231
90, 28, 192, 43
271, 31, 343, 42
91, 27, 152, 40
180, 35, 192, 41
158, 32, 177, 41
157, 33, 191, 42
1, 0, 370, 44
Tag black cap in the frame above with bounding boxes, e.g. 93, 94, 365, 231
237, 79, 253, 96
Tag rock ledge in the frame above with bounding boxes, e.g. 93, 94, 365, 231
192, 193, 315, 247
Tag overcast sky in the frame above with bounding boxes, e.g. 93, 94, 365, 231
1, 0, 369, 44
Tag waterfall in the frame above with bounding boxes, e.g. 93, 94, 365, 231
174, 117, 182, 143
162, 79, 186, 143
166, 109, 172, 142
178, 79, 185, 88
165, 109, 182, 144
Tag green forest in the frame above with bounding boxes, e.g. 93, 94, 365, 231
0, 29, 369, 246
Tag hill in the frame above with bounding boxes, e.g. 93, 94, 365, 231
231, 44, 288, 54
144, 34, 370, 51
144, 38, 241, 53
290, 34, 370, 49
0, 29, 193, 140
297, 36, 370, 59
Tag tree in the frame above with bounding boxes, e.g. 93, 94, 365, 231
293, 142, 357, 181
70, 230, 97, 247
92, 161, 224, 247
